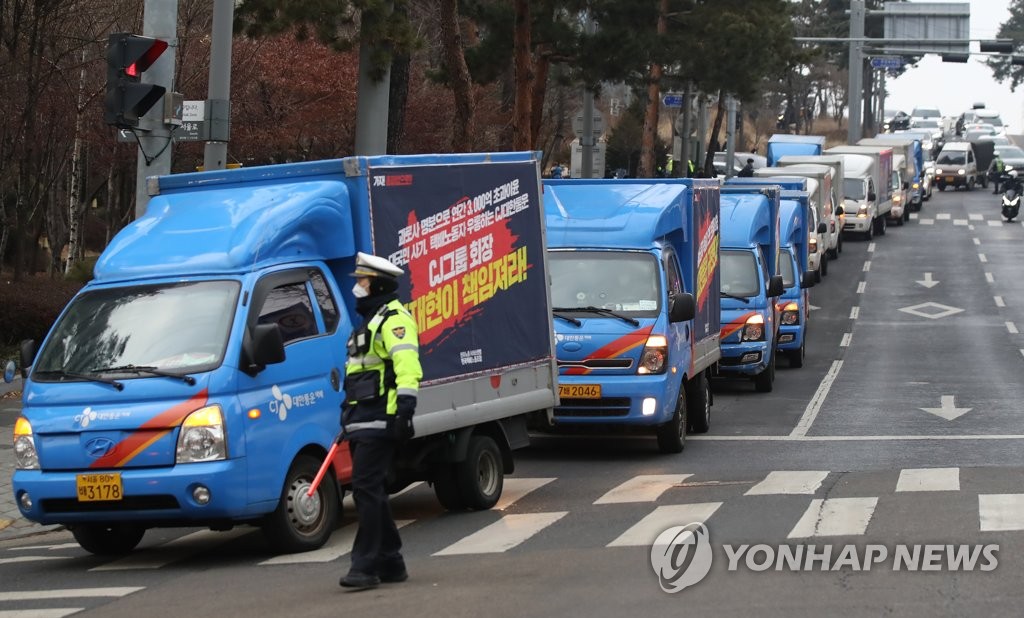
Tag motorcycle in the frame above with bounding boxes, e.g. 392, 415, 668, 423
1000, 172, 1021, 222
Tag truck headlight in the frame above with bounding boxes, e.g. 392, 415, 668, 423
857, 204, 869, 218
176, 405, 227, 463
13, 417, 39, 470
893, 194, 902, 204
779, 302, 800, 325
958, 169, 966, 175
741, 314, 765, 341
809, 237, 818, 253
912, 182, 920, 190
637, 335, 668, 374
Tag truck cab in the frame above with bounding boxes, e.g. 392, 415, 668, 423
766, 134, 827, 167
542, 179, 721, 453
777, 193, 818, 368
717, 187, 784, 392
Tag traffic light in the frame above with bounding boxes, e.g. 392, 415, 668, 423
941, 53, 970, 64
105, 33, 168, 128
1012, 56, 1024, 66
980, 41, 1015, 54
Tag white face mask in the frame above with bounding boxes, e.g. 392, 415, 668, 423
352, 282, 369, 298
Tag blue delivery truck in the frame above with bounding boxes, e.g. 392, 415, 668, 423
718, 187, 785, 392
777, 192, 819, 368
8, 153, 559, 555
540, 179, 721, 453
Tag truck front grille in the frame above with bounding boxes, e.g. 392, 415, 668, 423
554, 397, 631, 417
40, 495, 180, 514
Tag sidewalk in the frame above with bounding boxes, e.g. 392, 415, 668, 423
0, 377, 63, 541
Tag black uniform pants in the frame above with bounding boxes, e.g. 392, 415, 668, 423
348, 437, 402, 575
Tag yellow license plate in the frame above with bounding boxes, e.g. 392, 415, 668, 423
76, 473, 123, 502
559, 384, 601, 399
945, 176, 955, 182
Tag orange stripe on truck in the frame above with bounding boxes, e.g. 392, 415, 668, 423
90, 389, 210, 469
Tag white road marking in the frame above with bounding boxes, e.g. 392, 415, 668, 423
969, 213, 984, 221
90, 528, 252, 571
0, 610, 84, 618
936, 213, 951, 220
979, 494, 1024, 531
988, 220, 1003, 227
973, 237, 981, 245
896, 468, 960, 492
862, 261, 871, 272
607, 503, 722, 547
909, 212, 919, 220
691, 435, 1024, 441
867, 242, 876, 253
1007, 322, 1019, 334
919, 218, 935, 225
953, 219, 968, 226
790, 360, 843, 438
0, 556, 65, 566
1020, 349, 1024, 360
434, 512, 568, 555
788, 497, 878, 538
745, 471, 829, 495
995, 296, 1006, 307
261, 520, 414, 565
496, 477, 557, 510
968, 224, 975, 231
840, 333, 852, 347
594, 474, 691, 504
7, 543, 80, 551
979, 253, 988, 263
0, 587, 144, 602
986, 272, 995, 283
849, 306, 860, 320
857, 281, 866, 294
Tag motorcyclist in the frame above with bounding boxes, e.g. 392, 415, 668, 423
1000, 168, 1022, 196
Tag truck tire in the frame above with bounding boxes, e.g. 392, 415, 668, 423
837, 234, 843, 254
432, 464, 466, 511
686, 372, 711, 434
821, 255, 828, 277
864, 220, 874, 241
71, 523, 146, 555
455, 435, 503, 510
262, 454, 339, 553
656, 393, 688, 454
754, 352, 775, 393
903, 207, 910, 222
938, 183, 946, 192
787, 344, 805, 368
874, 215, 886, 236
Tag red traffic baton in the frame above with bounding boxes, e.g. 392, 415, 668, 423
307, 435, 343, 497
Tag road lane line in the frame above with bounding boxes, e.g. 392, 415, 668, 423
690, 435, 1024, 441
594, 474, 692, 504
0, 609, 84, 617
7, 543, 80, 551
867, 242, 876, 253
954, 219, 968, 226
790, 360, 843, 438
995, 296, 1005, 307
979, 495, 1024, 531
979, 253, 988, 263
936, 213, 951, 220
260, 520, 414, 565
434, 512, 567, 555
0, 588, 144, 601
90, 528, 252, 571
862, 261, 871, 272
607, 503, 722, 547
840, 333, 852, 347
986, 272, 995, 283
988, 220, 1003, 227
1007, 322, 1019, 334
919, 218, 934, 225
788, 497, 878, 538
857, 281, 866, 294
896, 468, 960, 492
745, 471, 829, 495
969, 214, 983, 221
973, 237, 981, 245
849, 306, 860, 320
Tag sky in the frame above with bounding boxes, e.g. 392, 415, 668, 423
883, 0, 1022, 130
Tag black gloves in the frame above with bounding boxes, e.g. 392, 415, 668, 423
392, 395, 416, 442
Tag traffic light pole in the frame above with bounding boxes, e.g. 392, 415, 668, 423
847, 0, 865, 144
203, 0, 234, 172
135, 0, 178, 218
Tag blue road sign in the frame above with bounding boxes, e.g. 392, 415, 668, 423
870, 56, 904, 69
662, 93, 683, 108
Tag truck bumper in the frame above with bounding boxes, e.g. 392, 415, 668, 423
12, 459, 257, 526
844, 216, 872, 233
552, 374, 676, 426
719, 341, 771, 376
777, 324, 804, 351
889, 203, 905, 219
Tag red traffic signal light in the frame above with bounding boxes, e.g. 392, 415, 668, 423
105, 33, 168, 129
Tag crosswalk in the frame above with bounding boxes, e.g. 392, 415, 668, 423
909, 212, 1024, 226
4, 468, 1024, 576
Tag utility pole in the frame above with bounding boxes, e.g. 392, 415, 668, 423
203, 0, 234, 171
847, 0, 865, 144
354, 5, 394, 156
725, 95, 737, 178
580, 15, 597, 178
134, 0, 178, 218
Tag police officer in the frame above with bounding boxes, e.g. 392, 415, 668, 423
992, 154, 1006, 194
339, 252, 422, 591
738, 158, 755, 177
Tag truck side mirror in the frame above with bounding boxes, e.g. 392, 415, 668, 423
19, 339, 37, 379
669, 293, 696, 323
3, 360, 15, 384
767, 275, 785, 297
817, 222, 827, 234
242, 324, 286, 376
903, 181, 909, 190
868, 192, 877, 202
801, 271, 817, 288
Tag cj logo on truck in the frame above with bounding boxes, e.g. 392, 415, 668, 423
650, 522, 713, 593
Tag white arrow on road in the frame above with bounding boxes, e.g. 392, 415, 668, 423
920, 395, 971, 421
916, 272, 939, 288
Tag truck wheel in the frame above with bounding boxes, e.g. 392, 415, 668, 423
875, 215, 887, 236
754, 352, 775, 393
904, 207, 911, 222
262, 454, 339, 553
71, 523, 146, 555
432, 464, 466, 511
656, 393, 687, 453
938, 183, 946, 192
837, 235, 843, 254
968, 178, 975, 191
686, 372, 711, 434
821, 255, 828, 277
456, 435, 503, 510
787, 345, 805, 368
896, 213, 905, 226
864, 221, 874, 241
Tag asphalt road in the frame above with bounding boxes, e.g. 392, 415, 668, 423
3, 182, 1024, 617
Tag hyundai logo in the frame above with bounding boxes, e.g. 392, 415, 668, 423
84, 437, 116, 458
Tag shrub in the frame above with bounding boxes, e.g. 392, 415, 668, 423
0, 274, 84, 346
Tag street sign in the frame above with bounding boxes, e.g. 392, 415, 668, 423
663, 93, 684, 108
182, 100, 205, 122
572, 109, 605, 138
869, 56, 904, 69
174, 120, 207, 142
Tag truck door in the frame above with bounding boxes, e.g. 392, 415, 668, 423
663, 248, 688, 377
237, 267, 347, 506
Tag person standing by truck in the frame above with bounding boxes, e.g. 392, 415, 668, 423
339, 252, 422, 591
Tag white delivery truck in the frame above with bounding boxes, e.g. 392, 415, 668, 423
775, 157, 846, 259
825, 146, 894, 239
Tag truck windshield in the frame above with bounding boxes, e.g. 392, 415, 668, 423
548, 251, 660, 316
33, 280, 240, 380
780, 250, 796, 288
720, 250, 760, 298
843, 179, 865, 200
937, 152, 966, 165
